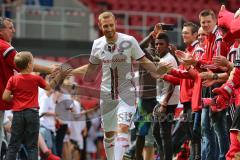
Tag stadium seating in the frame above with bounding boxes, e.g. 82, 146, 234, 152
79, 0, 221, 22
78, 0, 223, 41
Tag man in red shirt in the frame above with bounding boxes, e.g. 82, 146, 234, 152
0, 17, 18, 155
0, 16, 58, 158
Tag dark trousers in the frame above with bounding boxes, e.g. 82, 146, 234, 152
153, 104, 177, 160
56, 124, 68, 157
172, 102, 201, 160
6, 109, 39, 160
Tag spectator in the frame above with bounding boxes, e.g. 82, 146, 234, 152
2, 51, 65, 160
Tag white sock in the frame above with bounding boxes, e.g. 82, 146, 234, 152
114, 133, 129, 160
103, 136, 115, 160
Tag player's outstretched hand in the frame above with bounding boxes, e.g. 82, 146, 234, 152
157, 61, 173, 75
49, 64, 60, 78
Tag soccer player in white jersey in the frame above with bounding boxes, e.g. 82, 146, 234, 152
71, 11, 170, 160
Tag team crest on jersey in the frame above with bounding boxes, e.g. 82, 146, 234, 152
119, 40, 132, 49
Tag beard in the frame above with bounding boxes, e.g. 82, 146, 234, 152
105, 31, 116, 42
105, 31, 114, 38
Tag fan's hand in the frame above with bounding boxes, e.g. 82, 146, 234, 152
151, 23, 164, 38
212, 56, 230, 70
202, 79, 217, 87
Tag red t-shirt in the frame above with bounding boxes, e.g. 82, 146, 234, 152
0, 39, 18, 110
5, 74, 47, 111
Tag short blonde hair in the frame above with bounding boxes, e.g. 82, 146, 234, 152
98, 11, 115, 23
14, 51, 33, 70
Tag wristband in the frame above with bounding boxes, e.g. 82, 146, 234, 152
212, 73, 218, 80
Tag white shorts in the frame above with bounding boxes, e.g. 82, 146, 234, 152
100, 99, 136, 132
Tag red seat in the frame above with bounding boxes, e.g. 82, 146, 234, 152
139, 2, 152, 12
147, 16, 160, 26
129, 0, 142, 11
115, 0, 130, 10
130, 15, 143, 26
158, 3, 171, 13
163, 17, 177, 25
129, 30, 143, 42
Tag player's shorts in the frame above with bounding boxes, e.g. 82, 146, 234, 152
70, 139, 83, 151
134, 98, 157, 136
100, 99, 136, 132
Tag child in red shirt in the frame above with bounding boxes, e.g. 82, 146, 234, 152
2, 51, 65, 160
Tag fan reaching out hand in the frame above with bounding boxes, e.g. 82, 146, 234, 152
157, 61, 173, 75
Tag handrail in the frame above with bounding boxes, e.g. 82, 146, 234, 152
1, 3, 92, 40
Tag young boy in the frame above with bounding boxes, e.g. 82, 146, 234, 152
2, 51, 67, 160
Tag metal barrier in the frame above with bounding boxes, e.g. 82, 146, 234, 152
1, 2, 93, 41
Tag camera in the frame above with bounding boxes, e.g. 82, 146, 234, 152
161, 24, 175, 31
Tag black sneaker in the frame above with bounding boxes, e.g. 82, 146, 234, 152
123, 151, 135, 160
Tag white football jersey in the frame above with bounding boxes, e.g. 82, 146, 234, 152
89, 33, 145, 104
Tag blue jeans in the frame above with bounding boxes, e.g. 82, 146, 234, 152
5, 109, 39, 160
201, 107, 218, 160
211, 110, 229, 160
40, 126, 56, 154
211, 84, 229, 160
0, 110, 5, 156
190, 111, 201, 160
